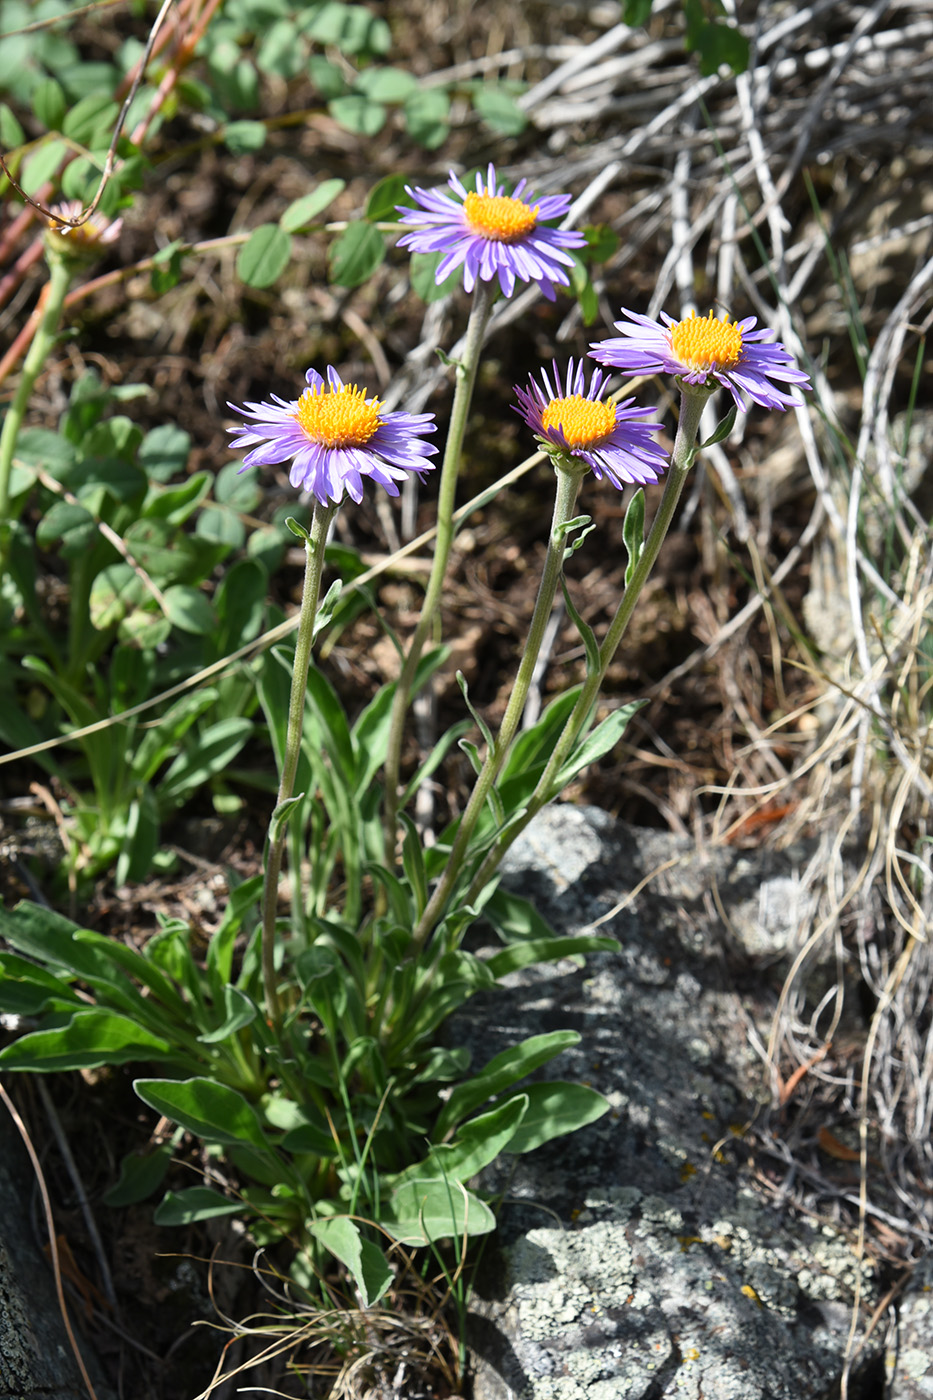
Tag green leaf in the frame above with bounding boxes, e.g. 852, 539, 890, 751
280, 179, 346, 232
0, 953, 78, 1017
328, 94, 386, 137
434, 1030, 581, 1140
256, 18, 304, 77
409, 250, 462, 303
583, 224, 620, 264
381, 1179, 495, 1246
236, 224, 292, 288
137, 423, 192, 483
700, 403, 738, 448
623, 488, 645, 587
472, 84, 527, 135
302, 1, 390, 56
158, 718, 253, 808
103, 1145, 173, 1207
307, 1217, 392, 1307
197, 985, 258, 1044
329, 219, 385, 288
214, 457, 262, 509
35, 500, 97, 557
486, 934, 618, 980
32, 77, 67, 131
0, 1010, 175, 1072
355, 67, 417, 103
134, 1077, 270, 1152
505, 1081, 610, 1153
553, 701, 642, 790
560, 576, 600, 676
307, 54, 348, 99
365, 173, 408, 222
402, 88, 449, 148
0, 103, 25, 148
21, 138, 68, 195
482, 887, 561, 945
163, 584, 215, 635
116, 786, 160, 885
62, 94, 119, 146
623, 0, 653, 26
154, 1187, 243, 1225
403, 1095, 528, 1186
223, 119, 267, 153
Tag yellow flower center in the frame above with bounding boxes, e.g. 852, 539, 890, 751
294, 383, 383, 447
669, 310, 743, 371
463, 189, 539, 243
541, 395, 615, 448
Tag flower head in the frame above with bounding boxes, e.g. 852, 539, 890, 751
514, 359, 667, 488
590, 308, 811, 411
397, 163, 585, 301
228, 366, 438, 506
45, 200, 123, 261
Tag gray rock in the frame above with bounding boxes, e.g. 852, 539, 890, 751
461, 806, 887, 1400
887, 1252, 933, 1398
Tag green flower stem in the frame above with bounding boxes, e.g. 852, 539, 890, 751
464, 383, 712, 908
382, 279, 495, 865
0, 254, 73, 563
261, 500, 337, 1031
410, 459, 587, 949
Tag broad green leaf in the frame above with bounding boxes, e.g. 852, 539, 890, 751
134, 1077, 270, 1151
482, 887, 561, 944
623, 0, 653, 24
62, 94, 119, 146
0, 103, 25, 147
434, 1030, 581, 1141
21, 139, 68, 195
256, 18, 304, 77
163, 584, 215, 635
142, 471, 211, 525
302, 1, 390, 56
505, 1081, 610, 1153
328, 94, 386, 137
0, 1010, 175, 1072
381, 1180, 495, 1246
35, 500, 96, 557
485, 934, 618, 980
472, 84, 527, 136
103, 1145, 173, 1207
236, 224, 292, 288
197, 985, 258, 1044
354, 67, 417, 104
329, 219, 385, 287
158, 717, 253, 807
223, 119, 267, 153
409, 250, 462, 303
400, 1096, 527, 1187
307, 54, 348, 98
365, 172, 408, 222
0, 953, 78, 1017
280, 180, 345, 232
32, 77, 66, 131
138, 423, 191, 482
214, 458, 262, 509
402, 88, 449, 149
154, 1187, 242, 1225
307, 1217, 392, 1307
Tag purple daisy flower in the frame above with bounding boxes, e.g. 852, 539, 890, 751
514, 359, 668, 488
227, 366, 438, 506
396, 162, 586, 302
589, 308, 812, 411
